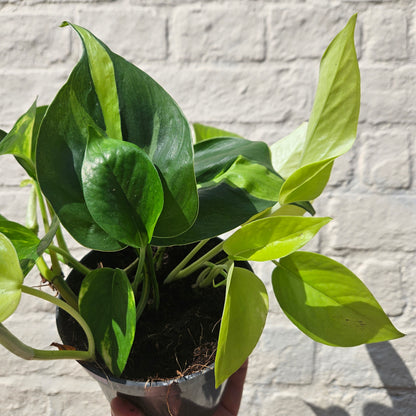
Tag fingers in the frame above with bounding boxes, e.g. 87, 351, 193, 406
110, 396, 144, 416
218, 359, 248, 416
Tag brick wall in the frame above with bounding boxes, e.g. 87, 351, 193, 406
0, 1, 415, 415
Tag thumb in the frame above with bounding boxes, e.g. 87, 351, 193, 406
110, 396, 144, 415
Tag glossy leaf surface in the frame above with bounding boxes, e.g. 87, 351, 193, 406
37, 23, 197, 248
153, 137, 283, 245
224, 216, 331, 261
279, 15, 360, 205
82, 137, 164, 248
79, 267, 136, 377
215, 266, 268, 387
0, 233, 23, 322
272, 252, 404, 346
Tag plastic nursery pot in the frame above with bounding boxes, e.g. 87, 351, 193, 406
81, 359, 227, 416
56, 241, 250, 416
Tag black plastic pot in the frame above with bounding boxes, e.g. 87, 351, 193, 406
56, 242, 250, 416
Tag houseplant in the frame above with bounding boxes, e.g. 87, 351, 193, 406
0, 14, 404, 414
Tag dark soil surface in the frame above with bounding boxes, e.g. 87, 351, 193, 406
56, 240, 246, 382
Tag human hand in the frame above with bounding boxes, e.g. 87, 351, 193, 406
110, 359, 248, 416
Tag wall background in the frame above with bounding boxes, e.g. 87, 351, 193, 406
0, 0, 415, 415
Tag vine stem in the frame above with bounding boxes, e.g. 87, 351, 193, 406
48, 245, 91, 276
164, 239, 209, 284
164, 240, 225, 284
132, 248, 146, 294
0, 286, 95, 361
35, 257, 78, 310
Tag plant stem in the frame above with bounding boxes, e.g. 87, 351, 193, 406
0, 285, 95, 361
135, 270, 150, 322
164, 239, 209, 284
35, 256, 78, 310
48, 245, 91, 276
132, 248, 146, 294
34, 181, 50, 234
146, 245, 159, 310
164, 240, 225, 283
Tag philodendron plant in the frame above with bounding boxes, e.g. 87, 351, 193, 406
0, 15, 404, 389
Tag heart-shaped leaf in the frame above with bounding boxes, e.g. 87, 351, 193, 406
224, 216, 331, 261
215, 265, 268, 387
82, 136, 164, 248
279, 15, 360, 205
37, 23, 197, 248
79, 267, 136, 377
272, 252, 404, 346
0, 233, 23, 322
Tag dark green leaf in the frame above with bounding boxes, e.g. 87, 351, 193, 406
272, 252, 404, 346
82, 137, 164, 248
151, 183, 274, 246
37, 23, 197, 248
79, 267, 136, 377
194, 137, 277, 183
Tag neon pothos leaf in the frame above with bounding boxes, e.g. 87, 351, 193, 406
82, 137, 164, 248
279, 15, 360, 205
0, 233, 23, 322
224, 216, 331, 261
215, 265, 268, 387
272, 252, 404, 346
79, 268, 136, 377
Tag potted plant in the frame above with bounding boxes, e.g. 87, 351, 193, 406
0, 14, 404, 415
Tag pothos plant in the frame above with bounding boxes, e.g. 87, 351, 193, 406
0, 15, 404, 389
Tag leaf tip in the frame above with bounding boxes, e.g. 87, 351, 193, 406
60, 21, 70, 28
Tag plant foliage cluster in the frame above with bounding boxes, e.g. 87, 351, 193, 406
0, 15, 403, 387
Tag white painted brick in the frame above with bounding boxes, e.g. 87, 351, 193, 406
0, 155, 28, 185
316, 335, 416, 388
0, 15, 71, 69
360, 66, 416, 125
359, 129, 411, 190
357, 257, 406, 317
0, 71, 68, 129
269, 7, 360, 61
248, 321, 315, 385
327, 195, 416, 252
145, 65, 313, 123
363, 8, 408, 61
172, 7, 265, 62
76, 9, 167, 63
0, 188, 31, 223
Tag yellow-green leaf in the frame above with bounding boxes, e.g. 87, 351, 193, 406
0, 233, 23, 322
224, 216, 331, 261
215, 265, 268, 387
